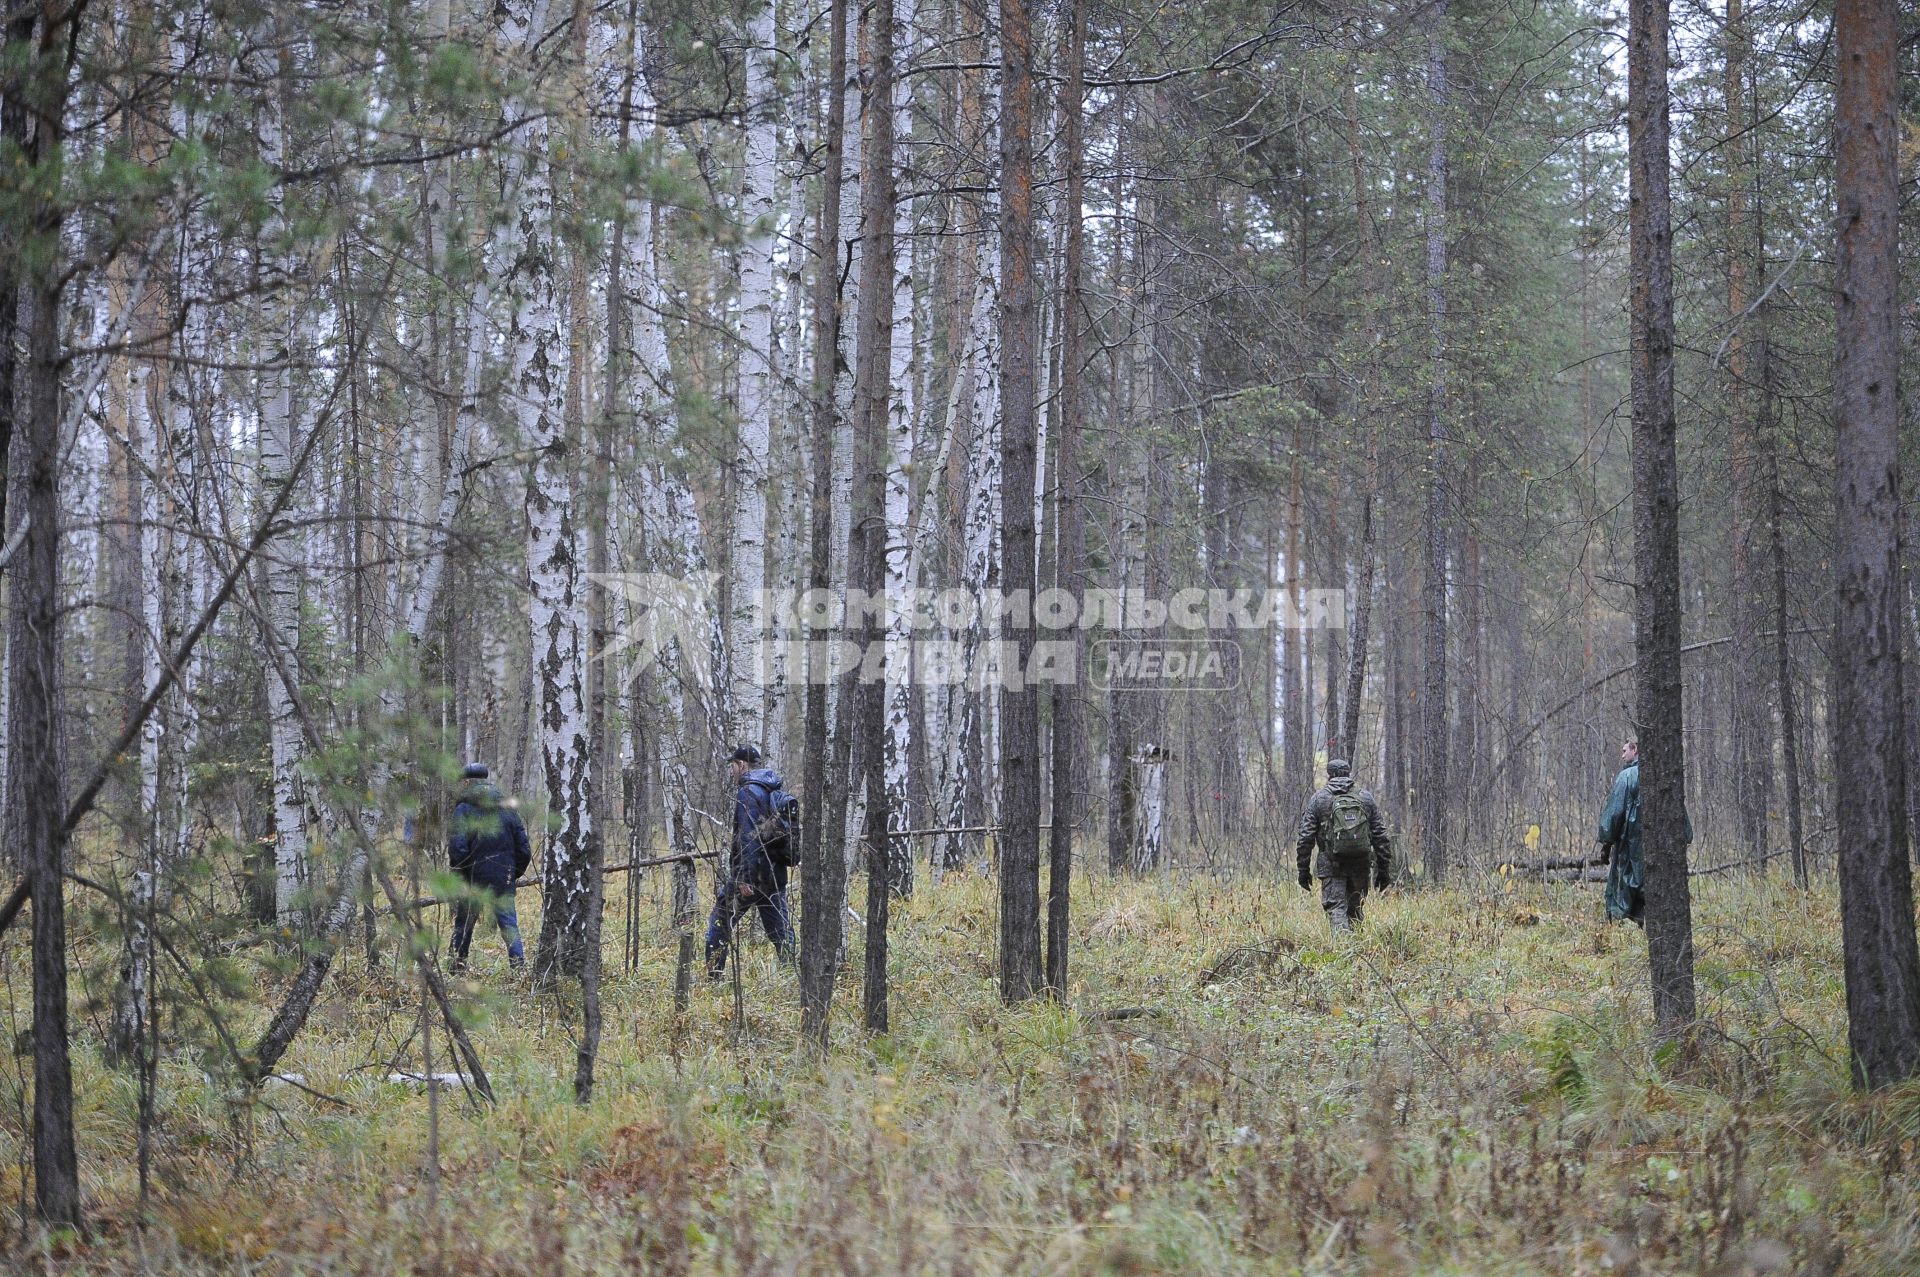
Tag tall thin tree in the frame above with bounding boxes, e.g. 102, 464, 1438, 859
1831, 0, 1920, 1088
9, 0, 81, 1224
853, 0, 898, 1032
1419, 1, 1451, 882
1045, 0, 1085, 997
799, 0, 850, 1049
996, 0, 1043, 1002
1627, 0, 1696, 1037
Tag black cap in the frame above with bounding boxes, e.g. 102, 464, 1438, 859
1326, 758, 1351, 777
729, 744, 761, 765
462, 762, 489, 779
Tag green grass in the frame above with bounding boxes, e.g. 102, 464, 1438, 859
2, 866, 1914, 1274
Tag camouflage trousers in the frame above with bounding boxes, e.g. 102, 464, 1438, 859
1319, 871, 1370, 931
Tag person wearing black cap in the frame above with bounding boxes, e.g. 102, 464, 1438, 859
447, 762, 532, 971
705, 744, 795, 978
1293, 758, 1394, 931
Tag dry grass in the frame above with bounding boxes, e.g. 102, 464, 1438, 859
0, 863, 1912, 1274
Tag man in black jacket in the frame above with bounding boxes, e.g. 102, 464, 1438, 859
1293, 758, 1393, 931
705, 744, 795, 979
448, 763, 532, 971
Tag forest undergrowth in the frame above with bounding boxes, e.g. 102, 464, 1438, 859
1, 862, 1913, 1275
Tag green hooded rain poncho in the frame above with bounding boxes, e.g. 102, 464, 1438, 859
1595, 757, 1692, 924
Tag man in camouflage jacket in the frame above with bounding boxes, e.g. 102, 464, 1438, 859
1293, 758, 1393, 931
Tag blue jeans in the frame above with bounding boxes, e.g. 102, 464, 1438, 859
452, 887, 524, 965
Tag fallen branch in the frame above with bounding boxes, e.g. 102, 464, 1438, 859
1490, 627, 1821, 776
1499, 854, 1606, 874
896, 823, 1070, 837
0, 512, 30, 573
1542, 867, 1610, 883
264, 1073, 354, 1110
1690, 850, 1793, 877
1101, 1005, 1166, 1022
1198, 934, 1299, 987
243, 592, 492, 1103
391, 849, 719, 914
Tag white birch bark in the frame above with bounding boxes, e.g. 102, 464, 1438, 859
408, 0, 548, 648
617, 16, 702, 858
880, 0, 918, 872
727, 0, 780, 749
1136, 750, 1166, 870
504, 0, 592, 979
939, 237, 1000, 872
830, 0, 863, 616
255, 28, 312, 924
765, 18, 811, 763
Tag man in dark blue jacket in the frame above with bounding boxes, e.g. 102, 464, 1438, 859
448, 763, 532, 971
705, 745, 794, 979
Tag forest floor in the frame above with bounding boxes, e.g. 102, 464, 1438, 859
1, 862, 1914, 1275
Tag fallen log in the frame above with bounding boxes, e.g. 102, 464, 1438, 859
1499, 855, 1606, 874
1542, 867, 1610, 883
391, 849, 720, 914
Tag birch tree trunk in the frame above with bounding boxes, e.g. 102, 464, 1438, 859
945, 246, 1000, 873
728, 0, 780, 748
504, 0, 594, 985
254, 28, 313, 925
880, 0, 918, 894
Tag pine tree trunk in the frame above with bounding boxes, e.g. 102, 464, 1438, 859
995, 0, 1042, 1003
799, 0, 850, 1050
1046, 0, 1085, 997
1628, 0, 1697, 1038
851, 0, 898, 1030
12, 7, 78, 1220
1724, 0, 1774, 871
1832, 0, 1920, 1089
1420, 1, 1451, 883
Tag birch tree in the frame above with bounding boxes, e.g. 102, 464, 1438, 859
500, 0, 594, 984
727, 0, 781, 748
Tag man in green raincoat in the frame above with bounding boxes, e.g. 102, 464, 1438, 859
1595, 738, 1690, 925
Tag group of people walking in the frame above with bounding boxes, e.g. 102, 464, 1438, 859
442, 745, 795, 977
441, 735, 1667, 972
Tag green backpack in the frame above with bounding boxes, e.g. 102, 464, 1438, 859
1326, 791, 1373, 864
